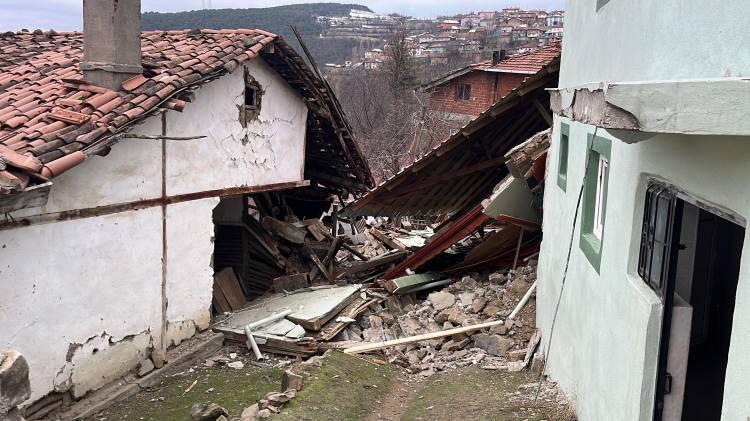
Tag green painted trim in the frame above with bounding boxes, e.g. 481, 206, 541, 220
596, 0, 611, 11
579, 133, 612, 273
557, 123, 570, 191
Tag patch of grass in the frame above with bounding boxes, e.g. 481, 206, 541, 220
275, 352, 399, 421
401, 368, 566, 421
96, 365, 283, 421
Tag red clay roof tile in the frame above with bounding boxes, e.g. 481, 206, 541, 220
0, 28, 278, 193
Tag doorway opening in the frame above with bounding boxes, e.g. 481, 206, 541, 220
639, 185, 745, 421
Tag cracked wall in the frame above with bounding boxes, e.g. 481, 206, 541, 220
165, 57, 308, 197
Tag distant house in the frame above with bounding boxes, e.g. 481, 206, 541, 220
538, 1, 750, 421
421, 42, 561, 123
0, 0, 371, 407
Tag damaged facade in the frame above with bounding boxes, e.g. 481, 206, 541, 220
0, 0, 371, 408
537, 1, 750, 420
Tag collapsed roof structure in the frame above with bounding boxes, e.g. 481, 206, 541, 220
345, 56, 559, 219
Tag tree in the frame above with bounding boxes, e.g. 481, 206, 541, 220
383, 21, 418, 93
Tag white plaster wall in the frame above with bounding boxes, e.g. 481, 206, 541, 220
560, 0, 750, 87
7, 116, 162, 218
165, 58, 308, 197
538, 116, 750, 420
0, 209, 163, 401
165, 197, 219, 347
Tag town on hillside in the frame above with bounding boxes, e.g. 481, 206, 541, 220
318, 7, 564, 69
1, 2, 749, 421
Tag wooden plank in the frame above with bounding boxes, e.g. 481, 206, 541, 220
262, 217, 307, 244
369, 228, 406, 252
272, 274, 309, 293
314, 296, 378, 341
338, 251, 407, 277
341, 242, 368, 261
304, 244, 333, 282
214, 268, 246, 311
344, 320, 506, 354
303, 219, 329, 241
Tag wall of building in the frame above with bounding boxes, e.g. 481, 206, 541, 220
428, 71, 527, 119
538, 116, 750, 420
559, 0, 750, 87
0, 58, 308, 403
537, 2, 750, 419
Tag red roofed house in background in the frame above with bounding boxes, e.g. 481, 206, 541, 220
0, 0, 371, 406
421, 41, 561, 125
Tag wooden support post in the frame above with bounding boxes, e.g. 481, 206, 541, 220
332, 204, 339, 236
512, 227, 525, 271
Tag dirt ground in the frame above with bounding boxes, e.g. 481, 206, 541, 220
88, 346, 574, 421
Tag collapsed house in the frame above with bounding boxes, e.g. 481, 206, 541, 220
537, 1, 750, 420
0, 0, 372, 408
344, 53, 559, 279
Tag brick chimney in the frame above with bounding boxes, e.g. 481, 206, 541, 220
80, 0, 143, 90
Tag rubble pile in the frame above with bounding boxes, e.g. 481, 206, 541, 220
337, 261, 540, 376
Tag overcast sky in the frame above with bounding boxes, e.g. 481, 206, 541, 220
0, 0, 565, 32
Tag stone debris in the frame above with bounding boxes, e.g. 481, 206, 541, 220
190, 402, 229, 421
0, 351, 30, 419
340, 261, 539, 376
227, 361, 245, 370
281, 369, 304, 392
137, 358, 155, 377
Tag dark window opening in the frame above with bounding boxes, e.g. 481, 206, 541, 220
241, 69, 262, 127
456, 83, 472, 101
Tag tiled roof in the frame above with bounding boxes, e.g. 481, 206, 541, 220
0, 28, 277, 194
420, 41, 561, 91
470, 41, 561, 74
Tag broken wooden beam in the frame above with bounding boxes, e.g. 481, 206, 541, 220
272, 274, 309, 293
343, 319, 506, 354
369, 228, 406, 252
337, 251, 407, 277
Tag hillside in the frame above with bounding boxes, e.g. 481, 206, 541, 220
142, 3, 374, 64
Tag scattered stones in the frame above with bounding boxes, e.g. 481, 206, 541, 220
490, 324, 508, 335
137, 358, 155, 377
256, 408, 271, 418
471, 334, 515, 357
341, 261, 539, 377
241, 403, 260, 421
227, 361, 244, 370
458, 292, 476, 306
281, 369, 304, 392
470, 297, 487, 313
488, 272, 507, 283
509, 278, 531, 295
427, 291, 456, 311
482, 305, 500, 317
190, 402, 228, 421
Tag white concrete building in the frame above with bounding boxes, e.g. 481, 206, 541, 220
0, 1, 371, 409
537, 1, 750, 420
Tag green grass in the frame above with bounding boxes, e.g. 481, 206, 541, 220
96, 365, 283, 420
401, 368, 570, 421
275, 352, 399, 421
